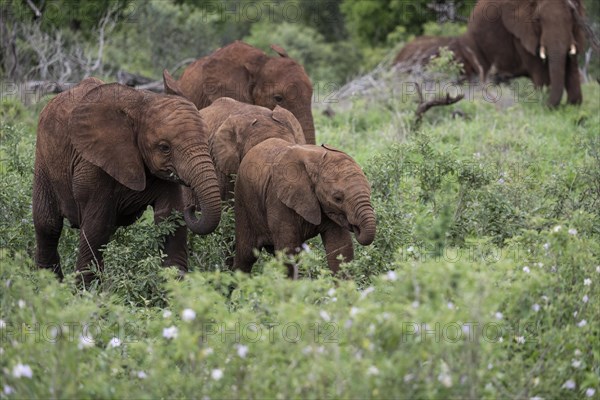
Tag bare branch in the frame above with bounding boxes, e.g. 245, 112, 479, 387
25, 0, 42, 18
414, 82, 465, 125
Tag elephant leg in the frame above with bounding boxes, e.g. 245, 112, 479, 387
154, 186, 187, 275
233, 206, 258, 273
75, 206, 115, 287
33, 183, 64, 279
566, 56, 582, 105
273, 233, 303, 279
321, 226, 354, 276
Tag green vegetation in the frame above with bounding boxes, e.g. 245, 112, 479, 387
1, 0, 600, 397
1, 78, 599, 397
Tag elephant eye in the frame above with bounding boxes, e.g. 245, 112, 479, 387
158, 143, 171, 154
333, 193, 344, 204
273, 94, 283, 103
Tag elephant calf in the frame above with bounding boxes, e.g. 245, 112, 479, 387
33, 78, 222, 285
233, 138, 376, 277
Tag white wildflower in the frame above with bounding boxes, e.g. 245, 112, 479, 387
541, 295, 549, 302
529, 397, 544, 400
582, 295, 589, 303
181, 308, 196, 322
350, 307, 360, 317
366, 366, 379, 376
327, 288, 336, 297
584, 278, 591, 286
568, 228, 577, 235
532, 303, 540, 312
202, 347, 214, 356
573, 311, 578, 317
523, 266, 531, 274
497, 178, 505, 184
385, 270, 398, 281
301, 243, 311, 252
12, 363, 33, 378
403, 373, 414, 382
515, 336, 525, 344
411, 300, 420, 308
596, 266, 600, 273
574, 349, 582, 356
562, 379, 576, 390
447, 302, 455, 310
0, 319, 5, 329
360, 286, 374, 299
162, 326, 178, 339
543, 242, 550, 250
137, 371, 147, 379
3, 385, 14, 395
211, 368, 223, 381
319, 310, 331, 322
407, 246, 414, 253
586, 388, 596, 397
438, 372, 452, 387
162, 310, 172, 318
571, 359, 582, 368
494, 312, 503, 320
78, 334, 94, 349
236, 344, 248, 358
107, 337, 121, 348
487, 363, 493, 370
17, 300, 25, 309
553, 225, 562, 233
577, 319, 587, 328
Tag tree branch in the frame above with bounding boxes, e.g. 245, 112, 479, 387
414, 82, 465, 126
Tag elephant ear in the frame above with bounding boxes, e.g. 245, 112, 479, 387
163, 69, 185, 97
270, 44, 289, 58
274, 146, 322, 226
209, 114, 257, 175
69, 83, 147, 191
271, 106, 306, 144
501, 1, 539, 55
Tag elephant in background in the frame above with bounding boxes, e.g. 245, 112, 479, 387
164, 71, 306, 200
173, 41, 316, 144
233, 138, 376, 277
33, 78, 222, 285
394, 34, 482, 80
466, 0, 585, 106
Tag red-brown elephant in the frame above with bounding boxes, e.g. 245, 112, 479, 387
174, 41, 316, 144
394, 34, 482, 80
33, 78, 222, 285
466, 0, 585, 107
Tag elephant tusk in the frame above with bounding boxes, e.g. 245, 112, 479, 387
539, 46, 546, 60
569, 44, 577, 55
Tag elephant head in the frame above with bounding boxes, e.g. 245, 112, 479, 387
69, 83, 221, 234
246, 44, 315, 145
274, 144, 376, 246
169, 41, 316, 145
500, 0, 585, 106
209, 104, 306, 176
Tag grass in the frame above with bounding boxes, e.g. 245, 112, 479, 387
0, 80, 599, 398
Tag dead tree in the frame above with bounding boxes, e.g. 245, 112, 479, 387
414, 82, 465, 127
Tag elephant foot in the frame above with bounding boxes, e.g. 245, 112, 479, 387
74, 269, 98, 290
39, 263, 64, 281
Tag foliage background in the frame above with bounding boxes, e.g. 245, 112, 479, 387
1, 0, 599, 398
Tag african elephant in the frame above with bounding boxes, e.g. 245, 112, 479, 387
394, 34, 481, 80
33, 78, 222, 285
173, 41, 316, 144
164, 71, 306, 200
466, 0, 585, 106
233, 138, 376, 277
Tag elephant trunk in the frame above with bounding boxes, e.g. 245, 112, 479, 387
298, 110, 315, 145
547, 48, 567, 108
179, 148, 222, 235
349, 196, 376, 246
